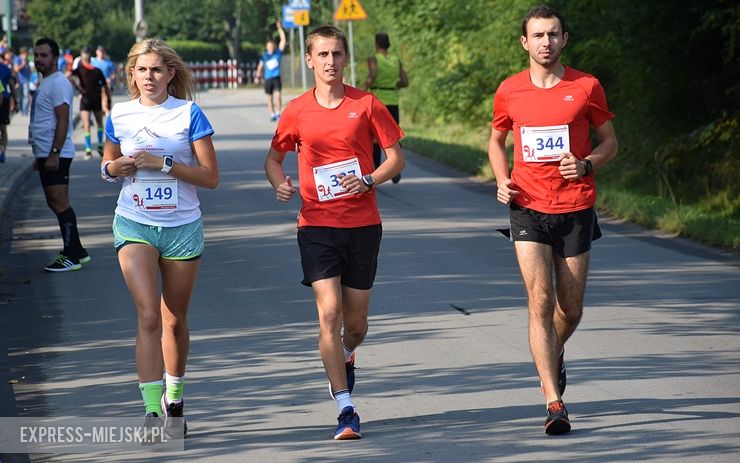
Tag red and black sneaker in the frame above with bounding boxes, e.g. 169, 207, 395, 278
545, 400, 571, 435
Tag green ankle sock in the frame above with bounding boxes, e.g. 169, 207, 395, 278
165, 374, 185, 401
139, 381, 164, 415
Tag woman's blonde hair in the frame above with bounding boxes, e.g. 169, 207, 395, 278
126, 38, 195, 101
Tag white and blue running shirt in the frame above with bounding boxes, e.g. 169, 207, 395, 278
106, 96, 215, 227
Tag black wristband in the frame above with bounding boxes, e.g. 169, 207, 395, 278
582, 159, 593, 176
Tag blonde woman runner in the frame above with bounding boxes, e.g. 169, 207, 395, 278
100, 38, 218, 437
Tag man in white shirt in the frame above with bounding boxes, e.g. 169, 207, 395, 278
30, 37, 89, 272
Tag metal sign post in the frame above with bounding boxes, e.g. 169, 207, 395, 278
299, 25, 306, 90
289, 0, 311, 91
348, 21, 355, 87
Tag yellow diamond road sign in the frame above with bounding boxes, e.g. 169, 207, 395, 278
334, 0, 368, 21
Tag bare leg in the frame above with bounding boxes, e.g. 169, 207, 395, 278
514, 241, 561, 403
553, 252, 589, 348
341, 286, 370, 351
118, 244, 164, 382
274, 89, 282, 114
267, 93, 275, 116
159, 258, 200, 376
313, 277, 348, 392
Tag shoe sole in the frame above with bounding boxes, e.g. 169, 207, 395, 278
44, 265, 82, 272
545, 418, 571, 435
334, 429, 361, 440
79, 256, 92, 264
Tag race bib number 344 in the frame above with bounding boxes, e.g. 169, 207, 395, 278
313, 157, 362, 202
520, 125, 570, 162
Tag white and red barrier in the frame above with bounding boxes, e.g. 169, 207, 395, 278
186, 60, 258, 90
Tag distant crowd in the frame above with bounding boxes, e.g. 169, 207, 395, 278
0, 34, 118, 121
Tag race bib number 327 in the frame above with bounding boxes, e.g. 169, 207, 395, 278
313, 157, 362, 202
520, 125, 570, 162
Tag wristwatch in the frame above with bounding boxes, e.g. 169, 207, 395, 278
161, 155, 173, 174
361, 174, 375, 189
50, 147, 60, 155
582, 158, 593, 176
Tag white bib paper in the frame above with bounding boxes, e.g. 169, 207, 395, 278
266, 57, 279, 71
130, 175, 178, 210
313, 157, 362, 202
520, 125, 570, 162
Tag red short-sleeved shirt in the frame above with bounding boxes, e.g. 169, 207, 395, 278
492, 66, 615, 213
271, 85, 404, 228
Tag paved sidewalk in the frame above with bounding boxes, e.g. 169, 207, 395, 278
0, 113, 34, 230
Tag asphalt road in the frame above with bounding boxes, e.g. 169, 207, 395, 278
1, 89, 738, 462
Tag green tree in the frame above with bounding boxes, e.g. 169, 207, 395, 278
28, 0, 134, 61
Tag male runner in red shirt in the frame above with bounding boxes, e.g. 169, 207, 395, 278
265, 25, 404, 440
488, 5, 618, 435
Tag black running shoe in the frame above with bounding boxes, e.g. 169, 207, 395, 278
44, 254, 81, 272
545, 400, 571, 435
558, 349, 567, 396
392, 173, 401, 184
97, 145, 104, 156
78, 249, 91, 265
161, 395, 188, 438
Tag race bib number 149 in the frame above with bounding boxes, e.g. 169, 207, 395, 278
520, 125, 570, 162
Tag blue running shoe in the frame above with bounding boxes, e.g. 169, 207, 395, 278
334, 406, 361, 440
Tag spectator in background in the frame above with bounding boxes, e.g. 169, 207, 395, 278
29, 61, 39, 112
0, 53, 15, 162
91, 45, 116, 91
30, 37, 90, 271
4, 50, 17, 113
254, 21, 286, 122
63, 48, 74, 76
14, 46, 32, 115
57, 48, 67, 75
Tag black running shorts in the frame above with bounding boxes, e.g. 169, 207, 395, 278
80, 93, 102, 112
509, 203, 601, 258
38, 157, 73, 187
0, 97, 10, 125
297, 224, 382, 290
263, 77, 282, 95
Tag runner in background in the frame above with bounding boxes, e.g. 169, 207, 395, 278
364, 32, 408, 184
